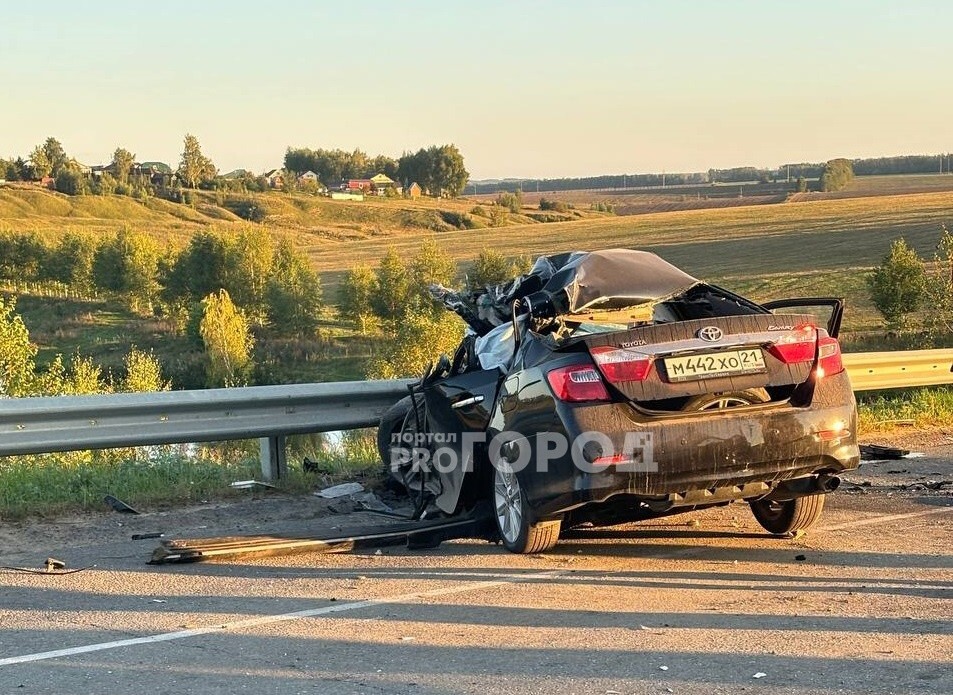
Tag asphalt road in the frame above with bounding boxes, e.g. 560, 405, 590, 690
1, 452, 951, 695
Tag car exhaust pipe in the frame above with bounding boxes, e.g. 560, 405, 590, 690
767, 474, 840, 501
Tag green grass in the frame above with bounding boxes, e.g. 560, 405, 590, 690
0, 431, 383, 520
0, 449, 260, 520
857, 386, 953, 433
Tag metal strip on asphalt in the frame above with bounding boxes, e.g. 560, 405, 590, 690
818, 506, 952, 532
0, 570, 563, 667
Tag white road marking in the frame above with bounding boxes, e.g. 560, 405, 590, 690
0, 571, 561, 667
818, 506, 952, 532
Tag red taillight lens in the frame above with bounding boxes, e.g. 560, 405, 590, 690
816, 335, 844, 377
546, 365, 610, 402
768, 324, 817, 363
590, 346, 653, 383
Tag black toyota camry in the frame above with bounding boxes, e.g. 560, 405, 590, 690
378, 249, 859, 553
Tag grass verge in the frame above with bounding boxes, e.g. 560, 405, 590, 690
857, 386, 953, 434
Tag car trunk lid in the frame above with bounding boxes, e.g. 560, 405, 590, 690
576, 314, 819, 403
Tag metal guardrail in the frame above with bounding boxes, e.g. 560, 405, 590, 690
0, 380, 412, 480
0, 351, 949, 479
842, 349, 953, 392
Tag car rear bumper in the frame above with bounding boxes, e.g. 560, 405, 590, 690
524, 374, 860, 517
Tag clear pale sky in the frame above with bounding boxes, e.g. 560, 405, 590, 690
2, 0, 951, 179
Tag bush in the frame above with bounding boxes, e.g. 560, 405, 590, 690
867, 237, 926, 332
224, 197, 266, 222
438, 210, 478, 229
539, 197, 568, 213
470, 205, 487, 217
589, 201, 615, 214
495, 191, 522, 213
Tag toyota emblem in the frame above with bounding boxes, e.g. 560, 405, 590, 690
697, 326, 723, 342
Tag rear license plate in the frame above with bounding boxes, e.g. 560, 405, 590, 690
663, 348, 766, 382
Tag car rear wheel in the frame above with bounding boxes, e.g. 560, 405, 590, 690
750, 493, 826, 535
681, 388, 770, 411
492, 463, 561, 554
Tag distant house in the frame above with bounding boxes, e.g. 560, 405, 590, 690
406, 182, 422, 200
222, 169, 250, 180
298, 170, 320, 184
369, 173, 393, 193
346, 178, 373, 193
264, 169, 284, 189
134, 161, 174, 186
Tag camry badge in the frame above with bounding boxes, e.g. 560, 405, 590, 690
697, 326, 723, 342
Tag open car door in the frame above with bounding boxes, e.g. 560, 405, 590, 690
761, 297, 844, 338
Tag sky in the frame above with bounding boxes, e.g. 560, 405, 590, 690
2, 0, 951, 179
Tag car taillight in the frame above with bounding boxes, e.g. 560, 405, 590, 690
546, 365, 611, 402
816, 335, 844, 377
768, 324, 817, 363
590, 346, 653, 384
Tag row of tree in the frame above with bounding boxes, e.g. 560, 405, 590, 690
283, 143, 470, 197
0, 227, 323, 339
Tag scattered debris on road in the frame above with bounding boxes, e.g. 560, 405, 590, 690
314, 482, 365, 498
103, 494, 140, 514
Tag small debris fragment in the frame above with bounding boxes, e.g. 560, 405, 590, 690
104, 494, 140, 514
45, 558, 66, 572
131, 533, 164, 540
374, 549, 383, 556
315, 482, 365, 499
686, 519, 701, 527
795, 554, 807, 561
352, 491, 394, 513
400, 636, 415, 641
151, 599, 166, 603
753, 672, 767, 679
229, 480, 277, 490
659, 665, 669, 671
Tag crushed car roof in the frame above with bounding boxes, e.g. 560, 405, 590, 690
543, 248, 700, 313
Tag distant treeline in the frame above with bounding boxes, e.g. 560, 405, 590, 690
478, 153, 952, 193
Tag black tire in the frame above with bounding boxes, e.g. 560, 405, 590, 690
750, 493, 826, 535
681, 388, 770, 412
377, 396, 413, 470
492, 462, 561, 554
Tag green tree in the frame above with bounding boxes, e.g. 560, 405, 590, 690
867, 237, 926, 333
0, 231, 48, 281
177, 133, 216, 188
54, 165, 90, 195
161, 231, 230, 308
225, 226, 275, 322
120, 347, 171, 392
264, 240, 323, 337
409, 238, 456, 312
0, 296, 37, 396
92, 228, 161, 312
28, 145, 52, 179
111, 147, 136, 184
470, 248, 511, 286
367, 311, 464, 379
338, 264, 377, 333
45, 232, 96, 291
200, 289, 254, 387
371, 247, 411, 324
819, 158, 854, 192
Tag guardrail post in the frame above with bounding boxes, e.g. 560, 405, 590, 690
260, 435, 287, 481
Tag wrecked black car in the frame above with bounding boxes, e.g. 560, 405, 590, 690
378, 249, 859, 553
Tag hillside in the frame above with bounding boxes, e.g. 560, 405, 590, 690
0, 185, 600, 246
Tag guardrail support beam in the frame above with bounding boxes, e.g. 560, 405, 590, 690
260, 435, 287, 481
